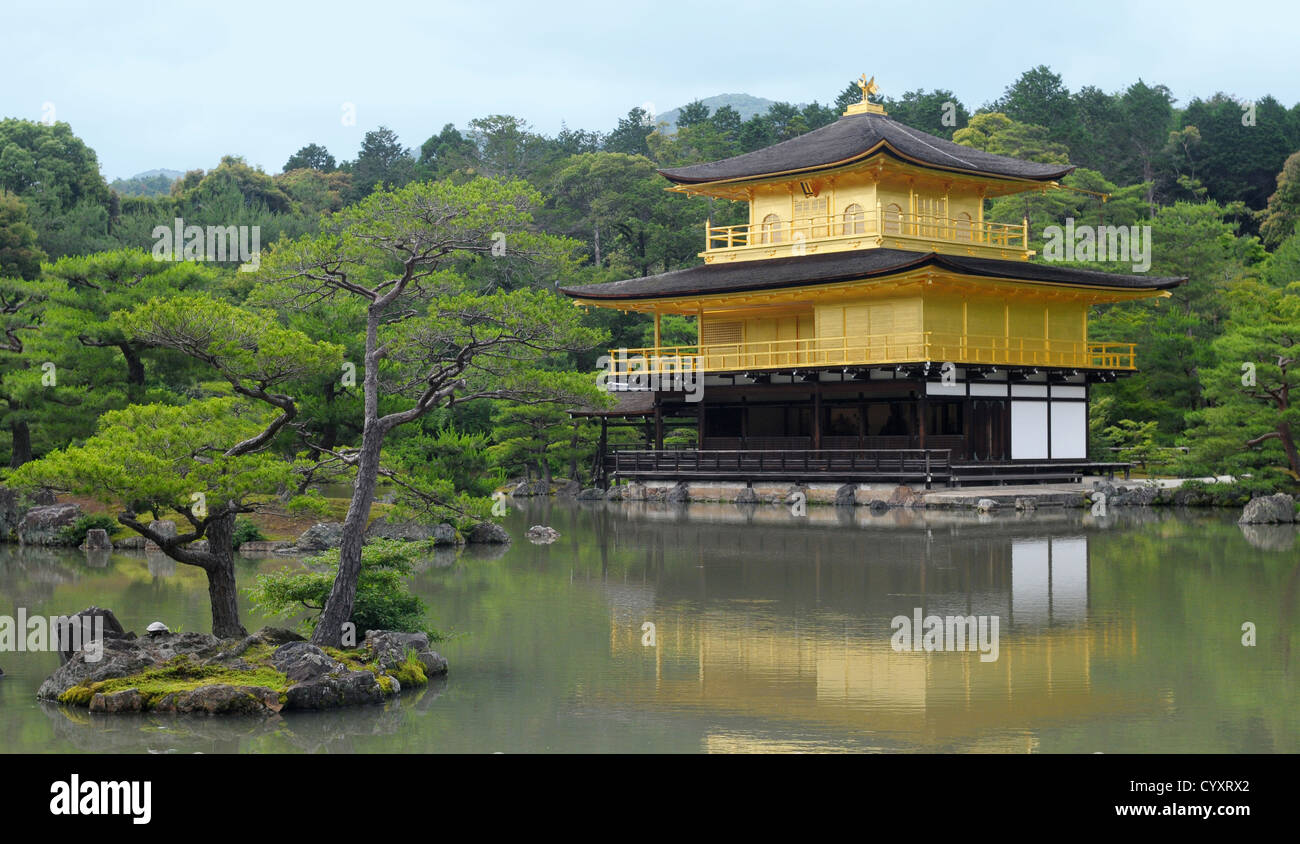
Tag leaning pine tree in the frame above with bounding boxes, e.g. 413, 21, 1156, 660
11, 297, 342, 637
248, 177, 604, 647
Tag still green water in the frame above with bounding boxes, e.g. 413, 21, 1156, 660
0, 501, 1296, 753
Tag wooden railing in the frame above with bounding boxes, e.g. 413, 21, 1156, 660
607, 334, 1137, 374
607, 448, 952, 484
705, 209, 1029, 253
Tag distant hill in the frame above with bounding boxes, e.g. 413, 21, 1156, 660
110, 168, 184, 197
656, 93, 800, 131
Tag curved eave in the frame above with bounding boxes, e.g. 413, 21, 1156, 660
658, 139, 1075, 189
560, 251, 1185, 308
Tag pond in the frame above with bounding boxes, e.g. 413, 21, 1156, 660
1, 501, 1296, 753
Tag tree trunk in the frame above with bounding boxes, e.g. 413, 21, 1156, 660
9, 418, 31, 468
310, 426, 383, 646
202, 511, 247, 638
121, 343, 145, 391
593, 222, 601, 268
1279, 423, 1300, 478
312, 310, 385, 648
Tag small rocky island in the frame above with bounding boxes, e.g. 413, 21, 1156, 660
41, 610, 447, 715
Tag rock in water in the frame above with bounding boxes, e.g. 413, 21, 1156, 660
17, 503, 84, 546
466, 522, 511, 544
1238, 493, 1296, 525
976, 498, 998, 512
525, 525, 560, 544
82, 528, 112, 550
57, 607, 128, 665
834, 484, 856, 507
293, 522, 345, 551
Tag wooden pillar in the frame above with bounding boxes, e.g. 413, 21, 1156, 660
697, 401, 706, 450
598, 417, 608, 489
653, 399, 664, 451
812, 384, 822, 450
918, 387, 928, 450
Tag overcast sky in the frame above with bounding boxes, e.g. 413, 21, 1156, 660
4, 0, 1296, 180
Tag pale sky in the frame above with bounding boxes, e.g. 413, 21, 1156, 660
3, 0, 1296, 180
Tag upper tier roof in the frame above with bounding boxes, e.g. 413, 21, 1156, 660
559, 249, 1185, 302
658, 111, 1075, 186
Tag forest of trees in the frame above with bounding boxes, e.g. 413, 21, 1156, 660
1, 65, 1300, 496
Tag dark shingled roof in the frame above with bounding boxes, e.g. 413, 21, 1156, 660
569, 390, 656, 417
658, 111, 1075, 185
560, 249, 1185, 301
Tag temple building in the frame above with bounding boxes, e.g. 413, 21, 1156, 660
562, 77, 1185, 487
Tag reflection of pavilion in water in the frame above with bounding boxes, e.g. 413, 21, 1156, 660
584, 508, 1155, 750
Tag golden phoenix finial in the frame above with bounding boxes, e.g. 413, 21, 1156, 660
857, 74, 879, 101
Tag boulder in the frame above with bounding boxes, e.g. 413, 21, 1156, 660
888, 485, 923, 508
834, 484, 856, 507
17, 502, 84, 546
56, 607, 127, 665
604, 486, 625, 502
577, 487, 604, 500
270, 641, 347, 684
151, 684, 283, 715
525, 524, 561, 544
430, 523, 461, 546
735, 486, 759, 504
555, 480, 582, 497
510, 480, 551, 497
466, 522, 511, 544
1014, 497, 1037, 512
666, 481, 690, 503
142, 519, 177, 551
0, 485, 56, 538
363, 631, 429, 671
293, 522, 345, 552
89, 689, 145, 713
416, 650, 449, 676
113, 535, 147, 550
365, 517, 446, 543
869, 499, 890, 514
976, 498, 998, 512
282, 670, 389, 710
1238, 493, 1296, 525
81, 528, 112, 551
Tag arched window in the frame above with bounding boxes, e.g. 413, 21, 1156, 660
955, 211, 973, 242
842, 203, 865, 235
761, 213, 785, 244
883, 203, 902, 235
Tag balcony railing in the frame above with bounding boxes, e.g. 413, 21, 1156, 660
607, 333, 1137, 375
705, 208, 1029, 254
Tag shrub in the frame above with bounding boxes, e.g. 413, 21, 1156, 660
247, 539, 437, 637
231, 517, 266, 549
58, 513, 119, 546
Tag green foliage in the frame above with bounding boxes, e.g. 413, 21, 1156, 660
57, 513, 119, 546
247, 539, 435, 636
0, 193, 46, 278
231, 517, 265, 549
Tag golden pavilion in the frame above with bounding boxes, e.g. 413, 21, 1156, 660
562, 78, 1185, 487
